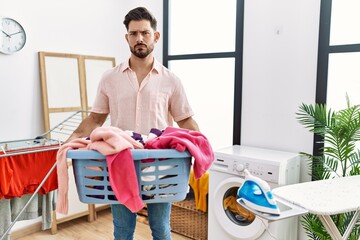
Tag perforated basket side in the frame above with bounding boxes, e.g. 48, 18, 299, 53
137, 157, 191, 203
69, 149, 191, 204
72, 158, 118, 204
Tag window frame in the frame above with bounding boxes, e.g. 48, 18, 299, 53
315, 0, 360, 156
163, 0, 245, 145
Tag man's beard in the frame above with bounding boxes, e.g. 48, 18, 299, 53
130, 43, 154, 58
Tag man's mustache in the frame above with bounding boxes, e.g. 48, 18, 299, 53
135, 43, 147, 48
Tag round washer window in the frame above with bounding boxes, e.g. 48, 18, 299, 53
223, 186, 256, 226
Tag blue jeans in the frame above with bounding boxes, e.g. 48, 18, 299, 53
111, 203, 172, 240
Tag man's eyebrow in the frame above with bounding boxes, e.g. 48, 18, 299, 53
128, 30, 151, 34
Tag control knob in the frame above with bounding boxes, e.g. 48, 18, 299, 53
233, 163, 245, 173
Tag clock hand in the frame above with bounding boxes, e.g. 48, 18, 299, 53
1, 30, 11, 38
9, 31, 23, 36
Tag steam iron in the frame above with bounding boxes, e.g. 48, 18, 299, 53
236, 169, 280, 216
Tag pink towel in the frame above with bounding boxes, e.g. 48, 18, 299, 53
145, 127, 214, 179
88, 126, 143, 153
56, 138, 90, 214
56, 126, 144, 214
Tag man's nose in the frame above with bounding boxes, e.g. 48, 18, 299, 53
136, 33, 144, 43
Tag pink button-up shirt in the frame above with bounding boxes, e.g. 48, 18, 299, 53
91, 59, 194, 134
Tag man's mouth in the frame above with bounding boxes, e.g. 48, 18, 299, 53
135, 44, 146, 49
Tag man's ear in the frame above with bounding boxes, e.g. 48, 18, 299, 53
125, 34, 129, 43
154, 31, 160, 43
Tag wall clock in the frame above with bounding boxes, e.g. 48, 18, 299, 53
0, 17, 27, 54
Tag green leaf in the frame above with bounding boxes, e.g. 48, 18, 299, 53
296, 97, 360, 239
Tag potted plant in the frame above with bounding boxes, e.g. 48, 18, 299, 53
296, 95, 360, 240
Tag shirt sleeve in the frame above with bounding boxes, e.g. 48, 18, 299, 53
91, 73, 110, 114
169, 75, 194, 122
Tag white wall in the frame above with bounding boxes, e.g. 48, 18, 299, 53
241, 1, 321, 238
241, 0, 320, 183
0, 0, 162, 142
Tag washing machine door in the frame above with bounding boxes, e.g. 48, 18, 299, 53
213, 177, 268, 240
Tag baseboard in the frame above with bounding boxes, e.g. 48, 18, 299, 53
10, 205, 111, 239
10, 222, 42, 240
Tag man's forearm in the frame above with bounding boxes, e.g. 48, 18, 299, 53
177, 117, 200, 131
65, 113, 108, 143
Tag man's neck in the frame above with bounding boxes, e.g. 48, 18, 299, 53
129, 54, 155, 86
129, 55, 154, 73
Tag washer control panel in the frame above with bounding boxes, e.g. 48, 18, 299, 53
212, 146, 300, 189
232, 160, 279, 183
211, 156, 280, 182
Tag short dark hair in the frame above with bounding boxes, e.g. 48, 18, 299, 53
123, 7, 157, 31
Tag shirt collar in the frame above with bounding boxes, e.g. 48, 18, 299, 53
120, 58, 160, 74
152, 59, 161, 74
120, 60, 131, 72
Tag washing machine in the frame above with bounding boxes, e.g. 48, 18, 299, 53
208, 145, 300, 240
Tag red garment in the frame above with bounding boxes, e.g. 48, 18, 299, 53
145, 127, 214, 179
106, 149, 145, 213
0, 149, 58, 199
0, 158, 12, 199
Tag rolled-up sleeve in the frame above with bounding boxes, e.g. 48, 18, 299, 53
169, 75, 194, 122
91, 72, 110, 114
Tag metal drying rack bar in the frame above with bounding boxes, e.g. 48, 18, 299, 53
0, 110, 88, 240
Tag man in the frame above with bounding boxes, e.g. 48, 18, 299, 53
67, 7, 199, 240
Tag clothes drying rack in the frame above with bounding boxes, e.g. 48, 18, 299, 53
0, 110, 88, 240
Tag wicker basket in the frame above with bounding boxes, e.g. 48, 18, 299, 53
171, 199, 208, 240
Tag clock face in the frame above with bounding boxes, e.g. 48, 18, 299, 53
0, 17, 26, 54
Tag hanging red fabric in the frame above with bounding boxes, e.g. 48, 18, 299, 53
0, 148, 58, 199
